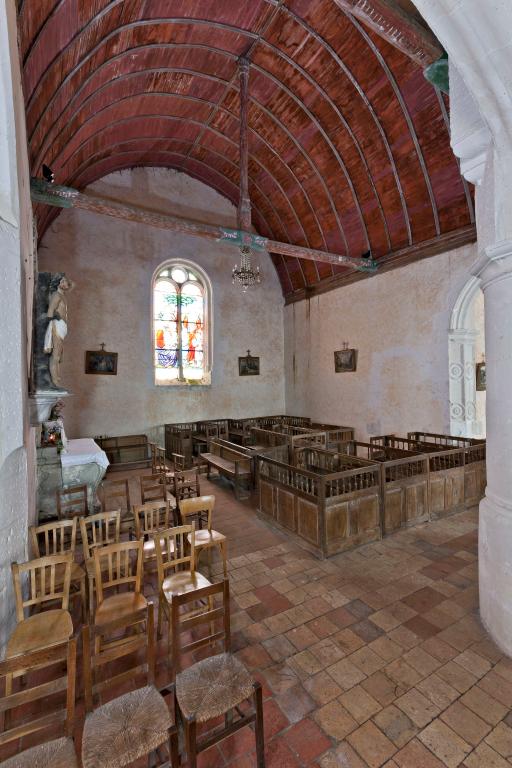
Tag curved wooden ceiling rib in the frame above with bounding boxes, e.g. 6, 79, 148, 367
18, 0, 473, 298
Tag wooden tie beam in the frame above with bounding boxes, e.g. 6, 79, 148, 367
30, 178, 377, 272
332, 0, 443, 67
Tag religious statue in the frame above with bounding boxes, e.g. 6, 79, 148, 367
44, 275, 75, 387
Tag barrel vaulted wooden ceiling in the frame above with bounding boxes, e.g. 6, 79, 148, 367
19, 0, 475, 301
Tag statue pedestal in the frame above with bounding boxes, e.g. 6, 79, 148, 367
29, 390, 70, 426
36, 446, 63, 520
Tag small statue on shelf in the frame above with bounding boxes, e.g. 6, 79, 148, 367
44, 276, 75, 387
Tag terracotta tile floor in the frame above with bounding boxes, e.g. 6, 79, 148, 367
9, 466, 512, 768
136, 468, 509, 768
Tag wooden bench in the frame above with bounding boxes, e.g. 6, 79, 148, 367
95, 434, 150, 471
202, 440, 252, 499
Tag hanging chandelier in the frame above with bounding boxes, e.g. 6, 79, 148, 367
232, 245, 261, 292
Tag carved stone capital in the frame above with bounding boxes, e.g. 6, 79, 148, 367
472, 240, 512, 290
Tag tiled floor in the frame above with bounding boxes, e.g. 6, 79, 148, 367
159, 469, 509, 768
9, 466, 512, 768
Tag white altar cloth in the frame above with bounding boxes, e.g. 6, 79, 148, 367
60, 438, 109, 470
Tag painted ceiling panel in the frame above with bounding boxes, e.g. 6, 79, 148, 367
19, 0, 474, 299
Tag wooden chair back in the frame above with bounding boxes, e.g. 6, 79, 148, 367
153, 524, 196, 585
0, 637, 77, 747
153, 446, 167, 473
149, 441, 157, 471
82, 605, 154, 712
179, 494, 214, 530
93, 540, 143, 604
56, 484, 88, 519
100, 478, 131, 514
140, 473, 167, 504
173, 468, 200, 505
134, 500, 172, 540
30, 518, 77, 557
11, 553, 73, 621
172, 453, 186, 471
79, 510, 121, 561
170, 579, 230, 675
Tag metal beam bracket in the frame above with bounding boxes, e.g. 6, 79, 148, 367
217, 228, 268, 251
30, 178, 79, 208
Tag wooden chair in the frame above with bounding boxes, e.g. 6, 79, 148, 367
0, 637, 77, 767
171, 580, 264, 768
56, 484, 88, 519
79, 510, 121, 617
29, 518, 86, 622
173, 453, 186, 472
6, 554, 73, 663
92, 540, 147, 631
82, 605, 179, 768
173, 468, 200, 507
140, 473, 171, 505
99, 477, 132, 534
179, 495, 227, 578
134, 500, 174, 570
153, 524, 211, 650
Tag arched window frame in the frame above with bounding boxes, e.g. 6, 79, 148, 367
152, 259, 212, 386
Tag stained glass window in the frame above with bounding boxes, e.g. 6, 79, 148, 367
153, 263, 208, 384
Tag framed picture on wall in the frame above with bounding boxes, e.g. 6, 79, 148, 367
476, 361, 486, 391
239, 350, 260, 376
85, 345, 118, 375
334, 348, 357, 373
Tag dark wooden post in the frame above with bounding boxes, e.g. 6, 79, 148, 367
237, 58, 252, 233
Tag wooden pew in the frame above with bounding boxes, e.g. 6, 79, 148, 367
202, 439, 252, 499
95, 434, 150, 471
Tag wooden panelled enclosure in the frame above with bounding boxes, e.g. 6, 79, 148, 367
258, 430, 485, 559
258, 453, 382, 558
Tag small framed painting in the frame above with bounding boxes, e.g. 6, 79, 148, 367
334, 348, 357, 373
239, 350, 260, 376
85, 347, 118, 375
476, 361, 486, 391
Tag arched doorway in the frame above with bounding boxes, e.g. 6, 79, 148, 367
448, 277, 486, 438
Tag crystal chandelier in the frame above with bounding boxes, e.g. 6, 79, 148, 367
232, 245, 261, 292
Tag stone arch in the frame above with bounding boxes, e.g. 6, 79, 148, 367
448, 276, 485, 437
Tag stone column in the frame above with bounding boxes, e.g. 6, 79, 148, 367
448, 329, 479, 437
478, 241, 512, 654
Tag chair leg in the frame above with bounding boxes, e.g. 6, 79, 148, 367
80, 577, 87, 623
220, 541, 228, 578
185, 716, 197, 768
157, 594, 163, 638
254, 682, 265, 768
88, 574, 94, 619
207, 545, 213, 579
169, 726, 180, 767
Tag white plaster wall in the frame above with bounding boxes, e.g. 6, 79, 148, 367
285, 244, 478, 440
0, 0, 35, 651
38, 168, 285, 438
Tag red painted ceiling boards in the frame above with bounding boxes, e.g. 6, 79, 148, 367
18, 0, 474, 298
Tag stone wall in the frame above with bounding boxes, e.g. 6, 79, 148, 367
284, 243, 478, 440
0, 0, 35, 650
38, 168, 285, 438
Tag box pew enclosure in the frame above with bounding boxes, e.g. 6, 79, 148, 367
257, 432, 486, 559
